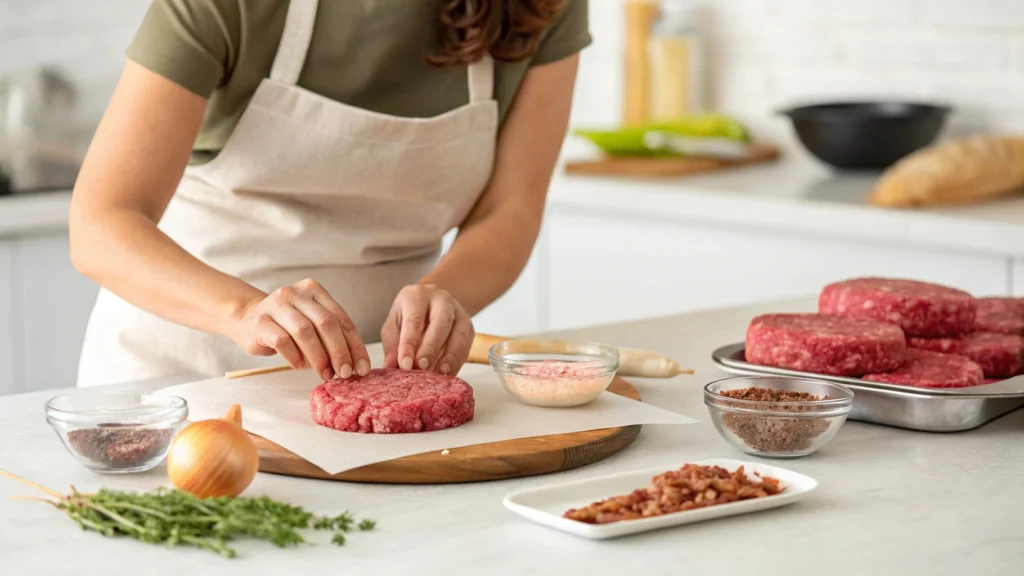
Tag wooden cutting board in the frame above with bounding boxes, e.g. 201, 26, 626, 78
249, 376, 641, 485
564, 141, 781, 178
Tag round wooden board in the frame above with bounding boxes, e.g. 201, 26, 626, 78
248, 376, 641, 484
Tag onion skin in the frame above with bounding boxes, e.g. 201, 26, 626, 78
167, 405, 259, 499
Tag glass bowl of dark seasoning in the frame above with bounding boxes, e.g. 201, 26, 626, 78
45, 391, 188, 473
704, 376, 853, 459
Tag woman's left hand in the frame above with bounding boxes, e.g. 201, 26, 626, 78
381, 284, 474, 376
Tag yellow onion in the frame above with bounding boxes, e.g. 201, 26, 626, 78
166, 404, 259, 498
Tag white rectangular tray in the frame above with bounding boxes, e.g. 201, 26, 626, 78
503, 458, 817, 540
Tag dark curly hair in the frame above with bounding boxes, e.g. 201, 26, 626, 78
427, 0, 569, 67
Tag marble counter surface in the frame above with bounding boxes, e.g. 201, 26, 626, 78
2, 299, 1021, 576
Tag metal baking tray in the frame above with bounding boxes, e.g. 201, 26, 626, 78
711, 343, 1024, 433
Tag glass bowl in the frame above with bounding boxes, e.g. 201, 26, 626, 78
489, 339, 619, 407
704, 376, 854, 459
45, 391, 188, 473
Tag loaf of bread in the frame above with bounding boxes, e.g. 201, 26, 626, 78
867, 135, 1024, 207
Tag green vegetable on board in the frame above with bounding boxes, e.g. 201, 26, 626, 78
573, 113, 750, 157
1, 470, 376, 559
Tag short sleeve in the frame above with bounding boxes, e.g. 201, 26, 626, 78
531, 0, 592, 66
125, 0, 241, 98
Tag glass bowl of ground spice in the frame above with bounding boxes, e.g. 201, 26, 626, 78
45, 391, 188, 473
489, 339, 619, 407
704, 376, 853, 459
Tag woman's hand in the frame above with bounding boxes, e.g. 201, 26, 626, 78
381, 284, 474, 376
230, 279, 370, 380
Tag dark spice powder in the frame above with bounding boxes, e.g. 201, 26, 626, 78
67, 424, 174, 468
719, 387, 831, 454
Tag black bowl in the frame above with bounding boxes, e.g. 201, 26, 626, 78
779, 101, 951, 170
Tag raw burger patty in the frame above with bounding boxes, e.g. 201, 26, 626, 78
310, 368, 474, 434
974, 297, 1024, 335
819, 277, 976, 337
745, 313, 906, 376
863, 349, 984, 389
908, 332, 1024, 378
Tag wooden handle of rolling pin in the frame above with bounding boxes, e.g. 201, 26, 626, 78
468, 333, 693, 378
226, 333, 693, 379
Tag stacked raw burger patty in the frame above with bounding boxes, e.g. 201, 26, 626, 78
908, 332, 1024, 378
973, 297, 1024, 335
819, 277, 977, 337
310, 368, 474, 434
746, 277, 1024, 388
862, 349, 984, 389
745, 314, 906, 376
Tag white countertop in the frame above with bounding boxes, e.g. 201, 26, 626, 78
548, 156, 1024, 259
2, 299, 1022, 576
11, 157, 1024, 258
0, 190, 72, 238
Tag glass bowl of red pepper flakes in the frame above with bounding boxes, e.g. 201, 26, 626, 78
44, 391, 188, 473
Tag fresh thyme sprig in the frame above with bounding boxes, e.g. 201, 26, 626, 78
1, 470, 377, 558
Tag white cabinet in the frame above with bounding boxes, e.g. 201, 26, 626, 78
445, 228, 545, 337
471, 227, 546, 337
544, 210, 1010, 331
0, 242, 15, 395
11, 234, 100, 393
1014, 260, 1024, 296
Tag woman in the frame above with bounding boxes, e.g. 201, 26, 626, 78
70, 0, 588, 386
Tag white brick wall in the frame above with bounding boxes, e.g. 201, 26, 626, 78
1, 0, 1021, 147
571, 0, 1024, 154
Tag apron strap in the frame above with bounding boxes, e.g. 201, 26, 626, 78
467, 55, 494, 104
270, 0, 320, 85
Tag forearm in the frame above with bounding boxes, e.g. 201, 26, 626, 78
419, 208, 541, 317
421, 55, 579, 316
70, 207, 264, 337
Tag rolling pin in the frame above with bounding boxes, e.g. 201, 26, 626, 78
468, 333, 693, 379
227, 333, 693, 379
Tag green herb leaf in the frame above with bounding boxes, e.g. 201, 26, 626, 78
7, 480, 376, 559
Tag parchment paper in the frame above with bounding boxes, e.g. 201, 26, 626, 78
157, 345, 697, 475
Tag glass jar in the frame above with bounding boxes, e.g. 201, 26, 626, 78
648, 0, 706, 120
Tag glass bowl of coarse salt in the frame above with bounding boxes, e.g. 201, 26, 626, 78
488, 339, 620, 407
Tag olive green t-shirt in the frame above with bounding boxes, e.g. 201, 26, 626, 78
126, 0, 591, 165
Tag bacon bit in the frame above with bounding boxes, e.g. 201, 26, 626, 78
563, 464, 783, 524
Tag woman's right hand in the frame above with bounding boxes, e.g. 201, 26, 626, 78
229, 279, 370, 380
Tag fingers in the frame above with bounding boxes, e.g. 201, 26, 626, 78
254, 316, 304, 369
292, 297, 352, 379
437, 315, 474, 376
309, 287, 370, 377
271, 288, 331, 380
416, 297, 456, 372
396, 287, 430, 371
381, 313, 400, 370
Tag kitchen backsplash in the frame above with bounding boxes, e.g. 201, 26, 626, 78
575, 0, 1024, 155
1, 0, 1022, 154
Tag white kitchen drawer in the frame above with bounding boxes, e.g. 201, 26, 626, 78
545, 211, 1009, 331
12, 233, 100, 393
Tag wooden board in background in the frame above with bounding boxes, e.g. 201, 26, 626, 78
564, 142, 781, 178
249, 376, 642, 485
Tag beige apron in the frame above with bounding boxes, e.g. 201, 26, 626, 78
77, 0, 497, 387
